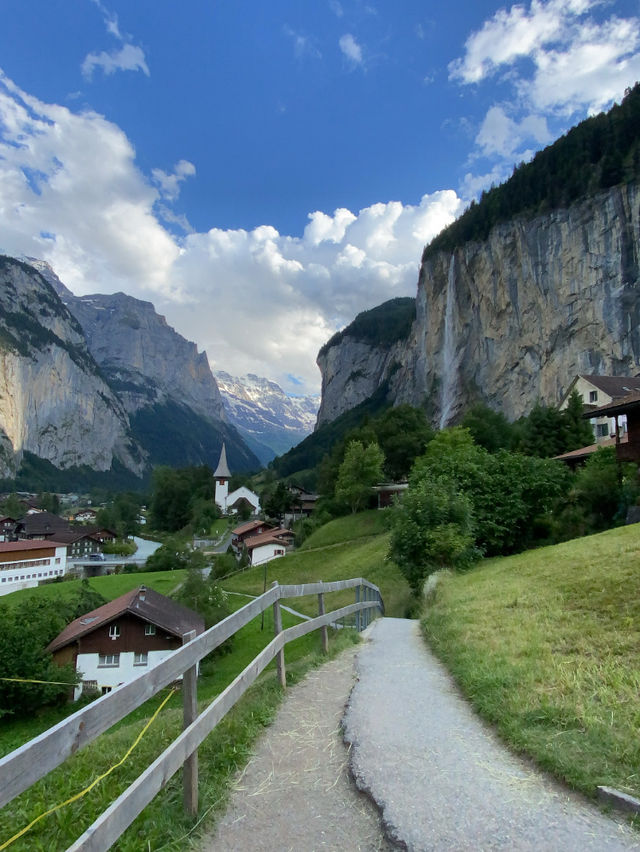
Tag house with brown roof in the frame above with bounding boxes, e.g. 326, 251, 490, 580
582, 392, 640, 464
47, 586, 204, 699
0, 540, 68, 595
244, 527, 295, 567
231, 519, 273, 549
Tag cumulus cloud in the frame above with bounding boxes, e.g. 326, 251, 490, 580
0, 73, 462, 394
83, 1, 149, 79
475, 106, 551, 159
339, 33, 364, 66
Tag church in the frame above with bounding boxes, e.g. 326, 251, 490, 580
214, 444, 261, 515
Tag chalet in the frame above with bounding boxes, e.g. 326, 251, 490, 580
372, 482, 409, 508
583, 393, 640, 464
244, 528, 295, 567
231, 519, 273, 550
15, 510, 71, 540
0, 516, 17, 541
49, 528, 104, 560
213, 444, 261, 516
560, 375, 640, 442
286, 484, 319, 519
47, 586, 204, 699
0, 540, 68, 596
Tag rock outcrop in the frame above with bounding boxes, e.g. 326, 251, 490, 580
0, 257, 144, 477
316, 183, 640, 428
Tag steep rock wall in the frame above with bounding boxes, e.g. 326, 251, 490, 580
0, 258, 144, 476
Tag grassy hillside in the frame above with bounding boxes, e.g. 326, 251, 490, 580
0, 510, 403, 850
223, 510, 413, 619
423, 523, 640, 803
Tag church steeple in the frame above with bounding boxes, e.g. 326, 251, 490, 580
214, 443, 231, 480
214, 443, 230, 512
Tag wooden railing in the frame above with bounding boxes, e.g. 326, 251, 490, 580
0, 578, 383, 852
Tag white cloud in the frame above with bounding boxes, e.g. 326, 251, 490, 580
339, 33, 364, 66
475, 106, 551, 159
450, 0, 640, 115
329, 0, 344, 18
83, 2, 149, 79
152, 160, 196, 202
82, 44, 150, 79
0, 73, 463, 395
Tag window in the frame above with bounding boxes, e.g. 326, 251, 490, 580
589, 390, 598, 402
134, 652, 148, 666
101, 686, 112, 695
108, 624, 120, 639
98, 653, 120, 667
597, 423, 609, 437
144, 623, 156, 636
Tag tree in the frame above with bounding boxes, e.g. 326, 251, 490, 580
145, 537, 209, 572
389, 474, 477, 592
373, 405, 434, 480
461, 403, 514, 453
0, 598, 79, 720
37, 492, 60, 514
174, 569, 231, 630
0, 493, 23, 519
262, 481, 293, 522
518, 402, 567, 458
149, 466, 215, 532
562, 390, 595, 451
334, 441, 385, 514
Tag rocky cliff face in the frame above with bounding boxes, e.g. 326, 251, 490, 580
35, 264, 226, 424
316, 183, 640, 427
0, 257, 144, 477
215, 371, 319, 462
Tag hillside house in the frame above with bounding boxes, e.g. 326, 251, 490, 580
72, 509, 98, 523
244, 527, 295, 567
15, 510, 72, 540
560, 375, 640, 441
231, 519, 273, 550
0, 516, 17, 541
47, 586, 204, 699
0, 540, 68, 595
583, 393, 640, 464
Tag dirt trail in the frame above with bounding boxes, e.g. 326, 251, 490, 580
201, 644, 392, 851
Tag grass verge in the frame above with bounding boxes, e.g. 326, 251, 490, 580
422, 524, 640, 806
0, 604, 359, 851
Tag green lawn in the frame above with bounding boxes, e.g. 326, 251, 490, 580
223, 511, 412, 620
422, 523, 640, 805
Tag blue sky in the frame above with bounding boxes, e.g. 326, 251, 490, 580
2, 0, 640, 394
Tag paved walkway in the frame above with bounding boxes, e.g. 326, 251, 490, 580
344, 618, 640, 851
203, 645, 391, 851
203, 618, 640, 851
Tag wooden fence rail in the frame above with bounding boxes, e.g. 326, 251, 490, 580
0, 577, 383, 852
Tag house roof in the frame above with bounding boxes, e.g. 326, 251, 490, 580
16, 511, 71, 536
578, 375, 640, 399
46, 586, 205, 653
46, 528, 100, 544
232, 519, 270, 536
214, 443, 231, 479
244, 528, 294, 550
0, 540, 65, 554
583, 392, 640, 418
554, 434, 626, 462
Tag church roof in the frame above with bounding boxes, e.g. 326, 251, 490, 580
214, 443, 231, 478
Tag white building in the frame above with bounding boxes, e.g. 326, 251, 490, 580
214, 443, 261, 515
0, 540, 68, 596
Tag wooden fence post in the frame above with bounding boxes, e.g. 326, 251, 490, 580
182, 629, 198, 817
271, 581, 286, 688
317, 581, 329, 654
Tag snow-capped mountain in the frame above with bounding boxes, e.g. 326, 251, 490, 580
214, 371, 320, 464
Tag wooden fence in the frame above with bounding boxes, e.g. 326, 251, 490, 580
0, 577, 383, 852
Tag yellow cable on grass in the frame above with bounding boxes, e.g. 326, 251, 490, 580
0, 678, 75, 686
0, 687, 178, 850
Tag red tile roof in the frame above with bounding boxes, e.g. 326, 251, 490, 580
244, 528, 294, 550
46, 587, 204, 653
232, 520, 271, 536
0, 540, 65, 553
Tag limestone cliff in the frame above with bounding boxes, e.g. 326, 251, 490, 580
316, 183, 640, 428
0, 257, 144, 477
315, 298, 415, 427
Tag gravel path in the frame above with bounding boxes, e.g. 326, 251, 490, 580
202, 644, 392, 852
343, 618, 640, 852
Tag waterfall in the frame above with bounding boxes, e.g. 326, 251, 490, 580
439, 254, 457, 429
